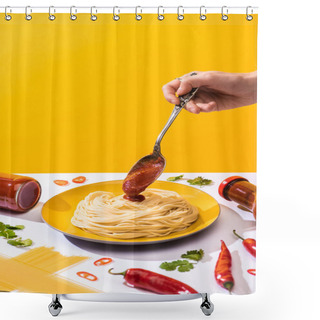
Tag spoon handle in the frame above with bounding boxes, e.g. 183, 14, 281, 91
153, 87, 199, 153
154, 105, 183, 153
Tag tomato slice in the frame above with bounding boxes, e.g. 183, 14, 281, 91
54, 180, 69, 186
72, 176, 86, 184
247, 269, 256, 276
76, 271, 98, 281
94, 257, 113, 266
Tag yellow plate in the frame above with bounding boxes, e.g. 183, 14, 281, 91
42, 180, 220, 245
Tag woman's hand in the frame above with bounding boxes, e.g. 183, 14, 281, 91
162, 71, 257, 114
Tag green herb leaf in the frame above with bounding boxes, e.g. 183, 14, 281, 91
160, 259, 194, 272
181, 249, 204, 261
167, 175, 184, 182
187, 176, 212, 187
7, 238, 33, 247
0, 229, 17, 239
5, 224, 25, 230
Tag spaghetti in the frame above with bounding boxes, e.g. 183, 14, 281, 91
71, 189, 199, 239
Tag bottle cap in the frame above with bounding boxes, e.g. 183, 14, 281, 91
218, 176, 248, 200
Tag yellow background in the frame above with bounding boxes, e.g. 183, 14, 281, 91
0, 14, 257, 173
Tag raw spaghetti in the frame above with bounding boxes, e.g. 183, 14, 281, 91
71, 189, 199, 239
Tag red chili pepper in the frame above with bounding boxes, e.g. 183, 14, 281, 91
76, 271, 98, 281
108, 268, 197, 294
72, 176, 86, 184
54, 180, 69, 186
94, 257, 113, 266
247, 269, 256, 276
233, 230, 256, 257
214, 240, 234, 293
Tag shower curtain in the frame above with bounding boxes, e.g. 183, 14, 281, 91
0, 9, 257, 296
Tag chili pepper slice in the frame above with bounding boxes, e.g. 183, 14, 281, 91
94, 257, 113, 266
233, 230, 256, 257
108, 268, 197, 294
72, 176, 86, 184
54, 180, 69, 186
214, 240, 234, 293
247, 269, 256, 276
76, 271, 98, 281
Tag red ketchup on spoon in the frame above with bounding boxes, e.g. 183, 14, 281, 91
122, 154, 165, 202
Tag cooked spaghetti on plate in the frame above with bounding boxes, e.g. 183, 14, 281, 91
71, 188, 199, 239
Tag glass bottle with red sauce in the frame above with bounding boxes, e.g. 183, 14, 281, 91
219, 176, 256, 219
0, 173, 41, 213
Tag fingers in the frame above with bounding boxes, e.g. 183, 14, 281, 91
196, 101, 217, 112
185, 100, 216, 114
185, 100, 201, 114
162, 79, 181, 105
163, 71, 206, 103
176, 72, 209, 95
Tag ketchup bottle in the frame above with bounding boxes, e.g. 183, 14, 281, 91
218, 176, 256, 219
0, 173, 41, 213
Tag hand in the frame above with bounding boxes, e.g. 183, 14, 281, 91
162, 71, 257, 114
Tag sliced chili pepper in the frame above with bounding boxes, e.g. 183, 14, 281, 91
108, 268, 197, 294
247, 269, 256, 276
214, 240, 234, 293
76, 271, 98, 281
233, 230, 256, 257
72, 176, 86, 184
94, 257, 113, 266
54, 180, 69, 186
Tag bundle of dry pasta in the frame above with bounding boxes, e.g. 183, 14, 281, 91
71, 189, 199, 239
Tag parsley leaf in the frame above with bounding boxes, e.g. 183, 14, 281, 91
167, 175, 184, 182
5, 224, 25, 230
160, 259, 194, 272
0, 229, 17, 239
181, 249, 204, 261
7, 238, 33, 247
187, 176, 212, 187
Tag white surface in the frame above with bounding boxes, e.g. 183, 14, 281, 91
1, 0, 320, 319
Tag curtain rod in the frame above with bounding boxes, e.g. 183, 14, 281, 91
0, 6, 258, 12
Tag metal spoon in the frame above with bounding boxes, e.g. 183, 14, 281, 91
153, 87, 199, 155
122, 87, 199, 200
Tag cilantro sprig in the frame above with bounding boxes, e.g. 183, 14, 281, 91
7, 238, 33, 247
187, 177, 212, 187
181, 249, 204, 261
167, 175, 184, 182
167, 175, 213, 187
160, 249, 204, 273
160, 260, 194, 272
0, 221, 32, 247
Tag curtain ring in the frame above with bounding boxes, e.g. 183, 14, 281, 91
70, 6, 77, 21
25, 6, 32, 21
246, 6, 253, 21
113, 6, 120, 21
5, 6, 12, 21
177, 6, 184, 21
221, 6, 228, 21
157, 6, 164, 21
135, 6, 142, 21
49, 6, 56, 21
200, 6, 207, 20
91, 6, 97, 21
